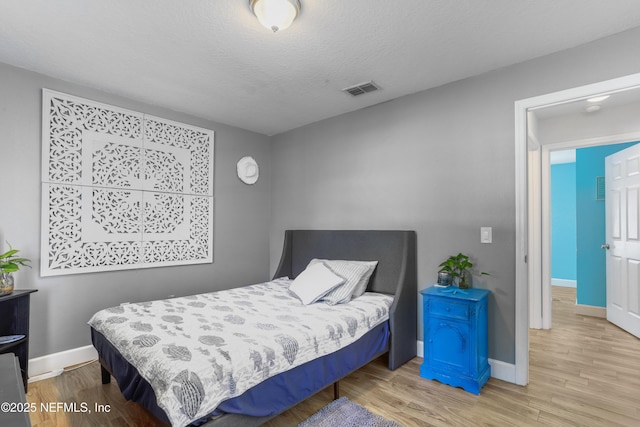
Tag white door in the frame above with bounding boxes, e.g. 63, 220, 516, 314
605, 144, 640, 338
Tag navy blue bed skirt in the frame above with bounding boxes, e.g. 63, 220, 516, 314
91, 321, 390, 425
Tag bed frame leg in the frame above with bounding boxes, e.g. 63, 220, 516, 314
100, 363, 111, 384
333, 381, 339, 400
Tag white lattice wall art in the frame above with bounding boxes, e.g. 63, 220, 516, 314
41, 89, 215, 276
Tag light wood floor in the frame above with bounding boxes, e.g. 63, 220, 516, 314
26, 286, 640, 426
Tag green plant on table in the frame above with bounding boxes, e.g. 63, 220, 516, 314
0, 242, 31, 274
438, 252, 488, 289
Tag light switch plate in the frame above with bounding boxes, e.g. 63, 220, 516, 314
481, 227, 492, 243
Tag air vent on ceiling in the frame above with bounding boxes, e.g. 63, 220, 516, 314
342, 81, 380, 97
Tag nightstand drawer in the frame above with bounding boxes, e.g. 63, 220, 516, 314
429, 298, 469, 320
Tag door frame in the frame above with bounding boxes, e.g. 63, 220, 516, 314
514, 72, 640, 386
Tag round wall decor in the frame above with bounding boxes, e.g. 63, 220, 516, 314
237, 156, 259, 184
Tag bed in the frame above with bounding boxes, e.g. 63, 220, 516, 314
89, 230, 417, 426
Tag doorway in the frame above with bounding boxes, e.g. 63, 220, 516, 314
547, 143, 639, 328
514, 72, 640, 386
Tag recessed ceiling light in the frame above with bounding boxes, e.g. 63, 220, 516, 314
587, 95, 610, 103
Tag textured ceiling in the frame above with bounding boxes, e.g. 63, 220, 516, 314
2, 0, 640, 136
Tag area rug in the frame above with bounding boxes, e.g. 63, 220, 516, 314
299, 397, 404, 427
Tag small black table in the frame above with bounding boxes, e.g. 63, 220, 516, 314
0, 290, 37, 391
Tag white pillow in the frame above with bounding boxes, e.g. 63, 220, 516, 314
349, 260, 378, 298
289, 262, 346, 305
308, 259, 372, 305
310, 259, 378, 300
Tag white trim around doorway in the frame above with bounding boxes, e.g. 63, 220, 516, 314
514, 72, 640, 386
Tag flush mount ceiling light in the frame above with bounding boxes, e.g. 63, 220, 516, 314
250, 0, 301, 33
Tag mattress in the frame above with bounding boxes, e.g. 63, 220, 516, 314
88, 277, 393, 426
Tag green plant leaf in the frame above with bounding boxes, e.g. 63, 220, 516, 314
1, 264, 19, 273
0, 249, 18, 259
0, 242, 31, 273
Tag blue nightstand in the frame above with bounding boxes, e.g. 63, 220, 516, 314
420, 286, 490, 394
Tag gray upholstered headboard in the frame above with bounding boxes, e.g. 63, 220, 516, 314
273, 230, 417, 370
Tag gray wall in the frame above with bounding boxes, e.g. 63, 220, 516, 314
270, 26, 640, 364
0, 62, 272, 358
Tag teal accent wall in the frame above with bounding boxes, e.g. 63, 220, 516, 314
576, 142, 638, 307
551, 162, 576, 281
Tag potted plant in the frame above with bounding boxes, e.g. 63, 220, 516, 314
438, 252, 488, 289
0, 243, 31, 296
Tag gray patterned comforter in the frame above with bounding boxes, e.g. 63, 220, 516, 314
88, 277, 393, 426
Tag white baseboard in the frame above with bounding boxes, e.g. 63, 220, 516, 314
575, 303, 606, 318
28, 345, 98, 383
416, 340, 516, 384
488, 358, 516, 383
551, 278, 577, 288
